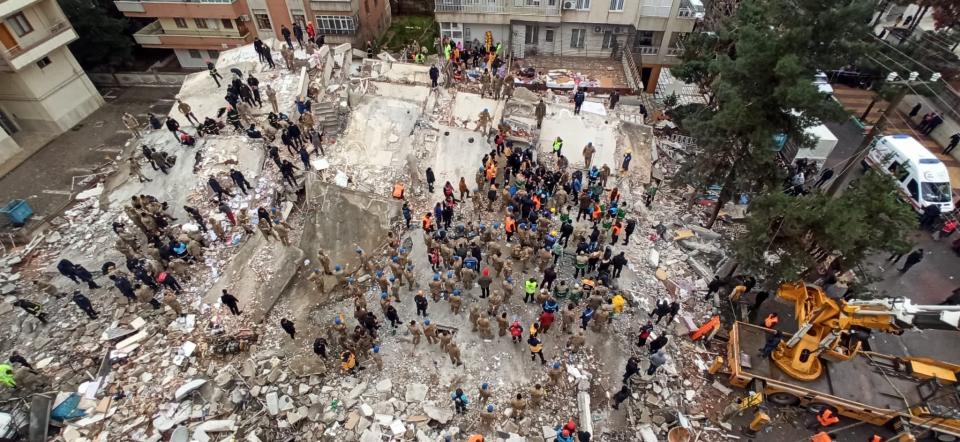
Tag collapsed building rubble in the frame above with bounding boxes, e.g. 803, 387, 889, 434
0, 38, 772, 442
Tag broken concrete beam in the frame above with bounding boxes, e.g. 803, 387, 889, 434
679, 239, 724, 255
686, 224, 722, 241
174, 379, 207, 401
577, 390, 593, 436
686, 256, 713, 278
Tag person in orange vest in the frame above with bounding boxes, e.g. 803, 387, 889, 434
810, 431, 834, 442
422, 213, 434, 233
467, 434, 485, 442
816, 408, 840, 428
591, 203, 601, 222
611, 221, 623, 243
869, 434, 881, 442
505, 215, 517, 242
485, 163, 497, 184
764, 312, 779, 329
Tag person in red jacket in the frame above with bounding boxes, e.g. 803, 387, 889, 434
539, 310, 556, 334
509, 320, 523, 343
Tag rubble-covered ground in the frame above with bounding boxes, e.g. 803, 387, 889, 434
0, 43, 760, 442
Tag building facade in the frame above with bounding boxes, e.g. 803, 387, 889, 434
434, 0, 701, 92
114, 0, 391, 69
0, 0, 104, 166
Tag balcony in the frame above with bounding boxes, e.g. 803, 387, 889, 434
633, 46, 658, 55
434, 0, 559, 16
133, 20, 252, 49
311, 0, 355, 13
678, 0, 704, 18
0, 20, 77, 71
665, 46, 683, 56
113, 0, 246, 19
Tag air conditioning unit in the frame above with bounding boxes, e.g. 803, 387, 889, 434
239, 14, 250, 22
562, 1, 574, 9
593, 26, 602, 33
614, 26, 622, 33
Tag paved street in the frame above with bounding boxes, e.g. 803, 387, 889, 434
0, 86, 179, 225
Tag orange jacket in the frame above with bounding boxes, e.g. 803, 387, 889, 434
816, 409, 839, 427
533, 195, 541, 211
612, 224, 622, 236
764, 314, 779, 328
422, 215, 432, 230
505, 217, 516, 233
810, 432, 832, 442
486, 164, 497, 180
591, 204, 601, 220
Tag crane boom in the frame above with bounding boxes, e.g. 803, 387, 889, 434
771, 282, 960, 381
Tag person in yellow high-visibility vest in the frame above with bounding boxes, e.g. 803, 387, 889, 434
0, 364, 16, 388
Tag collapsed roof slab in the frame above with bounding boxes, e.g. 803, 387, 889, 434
430, 126, 490, 193
338, 94, 424, 169
202, 234, 305, 322
538, 105, 619, 169
300, 176, 402, 270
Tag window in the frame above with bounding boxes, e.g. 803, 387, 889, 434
293, 14, 306, 29
221, 19, 234, 29
316, 15, 357, 34
921, 182, 952, 202
545, 29, 554, 42
574, 0, 590, 9
439, 22, 462, 40
525, 0, 541, 5
906, 179, 919, 201
602, 30, 616, 48
464, 26, 471, 39
173, 17, 188, 29
609, 0, 623, 10
208, 50, 219, 58
254, 12, 271, 30
36, 56, 51, 69
570, 28, 585, 48
634, 31, 654, 46
7, 13, 32, 37
524, 25, 539, 44
188, 49, 203, 58
194, 18, 208, 29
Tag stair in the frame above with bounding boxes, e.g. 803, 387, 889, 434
314, 101, 339, 135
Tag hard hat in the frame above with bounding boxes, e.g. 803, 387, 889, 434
453, 289, 462, 295
551, 231, 557, 236
335, 318, 342, 325
487, 404, 494, 412
425, 319, 431, 325
389, 276, 396, 282
376, 270, 384, 277
373, 345, 380, 353
335, 265, 342, 271
392, 256, 399, 262
482, 382, 489, 389
433, 274, 440, 281
553, 361, 561, 368
381, 292, 388, 299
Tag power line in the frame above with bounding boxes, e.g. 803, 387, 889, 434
868, 33, 960, 97
865, 52, 960, 123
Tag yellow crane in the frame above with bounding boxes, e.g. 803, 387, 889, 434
773, 281, 960, 381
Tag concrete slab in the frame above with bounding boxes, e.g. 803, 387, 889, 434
379, 63, 432, 86
451, 93, 501, 128
430, 127, 490, 193
202, 233, 305, 321
538, 105, 618, 169
340, 95, 423, 169
368, 82, 431, 103
300, 177, 401, 268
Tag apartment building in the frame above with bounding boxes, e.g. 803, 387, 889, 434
0, 0, 104, 166
115, 0, 391, 69
434, 0, 701, 92
114, 0, 256, 68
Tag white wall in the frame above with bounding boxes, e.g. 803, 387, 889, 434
174, 48, 217, 69
0, 124, 22, 166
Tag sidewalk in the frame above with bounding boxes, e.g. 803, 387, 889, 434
831, 84, 960, 194
0, 86, 179, 223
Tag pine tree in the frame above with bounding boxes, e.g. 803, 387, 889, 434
733, 172, 916, 283
672, 0, 876, 227
59, 0, 135, 69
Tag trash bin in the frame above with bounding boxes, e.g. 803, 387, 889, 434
0, 199, 33, 226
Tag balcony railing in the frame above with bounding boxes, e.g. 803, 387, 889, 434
133, 20, 250, 45
136, 0, 237, 3
310, 0, 355, 12
678, 0, 704, 18
2, 20, 71, 59
633, 46, 658, 55
665, 46, 683, 56
435, 0, 559, 16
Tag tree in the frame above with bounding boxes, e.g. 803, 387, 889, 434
672, 0, 876, 227
732, 172, 915, 283
58, 0, 135, 69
